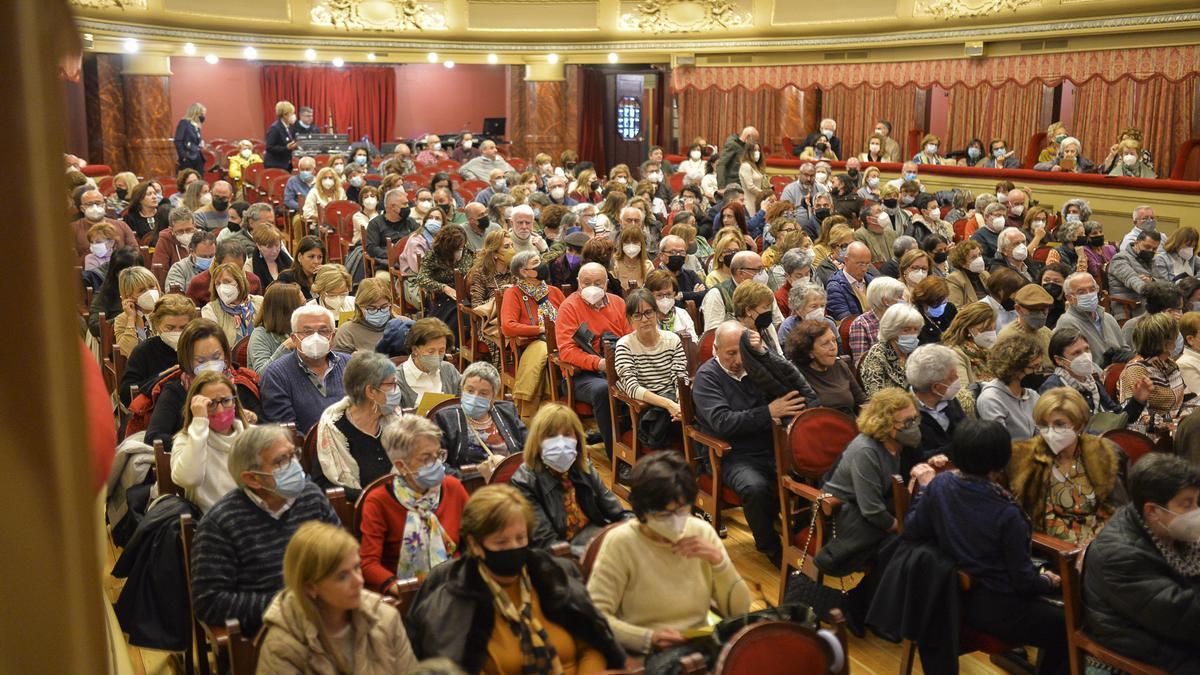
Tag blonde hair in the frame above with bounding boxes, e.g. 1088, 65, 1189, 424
314, 167, 341, 200
112, 171, 138, 193
732, 280, 773, 318
118, 266, 159, 300
1033, 387, 1089, 431
282, 522, 360, 674
461, 485, 536, 552
522, 403, 587, 472
87, 221, 118, 242
312, 264, 352, 297
941, 301, 995, 348
352, 277, 393, 323
712, 229, 747, 268
150, 293, 197, 329
251, 223, 283, 247
275, 101, 295, 118
183, 103, 206, 124
208, 262, 248, 303
856, 388, 918, 442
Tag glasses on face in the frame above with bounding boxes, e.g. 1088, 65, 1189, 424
632, 309, 657, 321
375, 379, 398, 392
262, 450, 301, 472
407, 450, 448, 471
297, 327, 334, 338
648, 505, 691, 519
206, 396, 236, 411
895, 417, 919, 430
743, 266, 764, 275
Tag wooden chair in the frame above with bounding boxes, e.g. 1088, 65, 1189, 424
1101, 363, 1125, 401
677, 375, 741, 537
231, 334, 251, 369
351, 474, 392, 538
601, 341, 681, 498
785, 407, 858, 480
487, 453, 524, 484
154, 439, 185, 498
1101, 428, 1160, 467
453, 270, 484, 366
715, 619, 846, 675
494, 287, 524, 396
300, 425, 318, 474
543, 317, 592, 417
697, 328, 716, 364
98, 311, 117, 393
326, 487, 355, 535
837, 315, 858, 355
215, 619, 258, 675
180, 513, 218, 675
580, 520, 624, 582
322, 200, 361, 242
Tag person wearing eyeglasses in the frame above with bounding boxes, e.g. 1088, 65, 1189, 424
170, 371, 253, 512
261, 305, 351, 434
190, 425, 342, 637
614, 290, 689, 453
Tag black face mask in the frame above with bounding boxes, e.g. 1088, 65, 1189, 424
1043, 282, 1063, 300
535, 262, 550, 281
934, 252, 948, 264
815, 143, 828, 153
721, 252, 735, 269
1137, 250, 1155, 265
813, 208, 831, 222
1088, 236, 1105, 247
480, 545, 529, 577
197, 114, 206, 123
395, 207, 411, 224
590, 181, 601, 192
847, 168, 859, 178
212, 196, 229, 212
883, 199, 898, 209
116, 187, 128, 200
1001, 297, 1016, 311
1073, 237, 1087, 247
437, 203, 451, 215
754, 311, 772, 331
665, 255, 685, 272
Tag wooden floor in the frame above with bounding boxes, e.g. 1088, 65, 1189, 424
105, 445, 1004, 675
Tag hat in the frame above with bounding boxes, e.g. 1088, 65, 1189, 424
562, 231, 590, 249
1012, 284, 1054, 308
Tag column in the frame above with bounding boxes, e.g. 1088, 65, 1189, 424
507, 63, 579, 161
83, 53, 128, 169
122, 53, 176, 178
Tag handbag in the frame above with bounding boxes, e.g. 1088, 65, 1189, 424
472, 296, 500, 342
782, 495, 852, 622
637, 405, 679, 449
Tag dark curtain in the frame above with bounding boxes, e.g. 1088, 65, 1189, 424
578, 67, 607, 174
259, 65, 396, 146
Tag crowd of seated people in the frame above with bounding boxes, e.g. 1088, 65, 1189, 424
86, 110, 1200, 675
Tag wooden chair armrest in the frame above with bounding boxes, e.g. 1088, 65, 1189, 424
549, 541, 572, 559
818, 495, 844, 517
684, 428, 730, 456
781, 475, 823, 502
1032, 532, 1081, 560
957, 570, 973, 591
612, 389, 646, 413
459, 463, 478, 475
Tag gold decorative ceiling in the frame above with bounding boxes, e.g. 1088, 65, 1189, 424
70, 0, 1200, 65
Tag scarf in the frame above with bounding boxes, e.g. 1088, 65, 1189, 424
516, 280, 557, 328
1138, 510, 1200, 578
1055, 366, 1100, 411
961, 342, 993, 380
478, 568, 564, 675
220, 299, 256, 340
391, 475, 454, 579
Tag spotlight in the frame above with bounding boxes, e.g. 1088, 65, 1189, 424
547, 53, 559, 64
367, 52, 376, 61
427, 52, 438, 63
243, 46, 258, 60
607, 52, 619, 64
332, 57, 344, 68
443, 60, 455, 69
183, 42, 197, 56
304, 48, 317, 61
487, 53, 499, 64
204, 53, 219, 65
122, 38, 139, 54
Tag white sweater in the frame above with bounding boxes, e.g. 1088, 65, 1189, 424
171, 418, 245, 512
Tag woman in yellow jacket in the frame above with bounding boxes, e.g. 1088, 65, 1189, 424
226, 139, 263, 200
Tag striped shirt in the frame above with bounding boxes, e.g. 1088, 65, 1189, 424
614, 330, 688, 402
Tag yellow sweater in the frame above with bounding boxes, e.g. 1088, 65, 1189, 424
585, 517, 750, 654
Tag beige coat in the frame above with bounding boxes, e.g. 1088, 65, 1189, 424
256, 589, 417, 675
200, 295, 264, 347
945, 269, 989, 308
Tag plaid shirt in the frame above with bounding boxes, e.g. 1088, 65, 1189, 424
848, 311, 880, 368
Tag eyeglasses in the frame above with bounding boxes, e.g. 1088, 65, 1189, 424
375, 379, 398, 392
895, 417, 919, 430
206, 396, 237, 410
260, 450, 301, 472
632, 309, 658, 321
406, 450, 448, 471
296, 327, 334, 338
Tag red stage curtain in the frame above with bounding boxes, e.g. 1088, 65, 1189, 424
259, 65, 395, 145
945, 81, 1044, 155
578, 67, 607, 175
821, 84, 918, 160
1072, 74, 1198, 175
676, 87, 782, 154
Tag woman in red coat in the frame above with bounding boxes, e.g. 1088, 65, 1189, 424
499, 250, 566, 422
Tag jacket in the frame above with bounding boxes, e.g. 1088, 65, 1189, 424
905, 397, 966, 478
433, 401, 526, 472
509, 462, 628, 548
865, 539, 960, 675
1082, 505, 1200, 673
1007, 435, 1125, 531
1054, 305, 1129, 368
263, 119, 295, 170
1108, 248, 1166, 311
256, 589, 418, 674
405, 552, 626, 673
738, 330, 819, 406
945, 269, 989, 308
174, 119, 203, 168
715, 133, 746, 187
112, 495, 202, 651
1151, 251, 1200, 281
825, 269, 875, 320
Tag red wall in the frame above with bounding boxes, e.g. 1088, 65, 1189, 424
167, 59, 508, 143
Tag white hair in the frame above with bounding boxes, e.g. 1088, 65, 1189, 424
290, 305, 336, 333
820, 118, 837, 130
511, 204, 535, 220
906, 344, 959, 392
878, 303, 924, 342
866, 276, 906, 312
1132, 204, 1154, 220
620, 206, 645, 224
380, 415, 442, 464
1064, 272, 1096, 297
998, 227, 1025, 252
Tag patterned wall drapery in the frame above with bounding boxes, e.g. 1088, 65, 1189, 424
676, 87, 785, 154
821, 84, 918, 160
1071, 75, 1198, 176
671, 45, 1200, 92
945, 81, 1044, 155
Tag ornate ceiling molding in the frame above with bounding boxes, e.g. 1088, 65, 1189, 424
310, 0, 447, 31
618, 0, 751, 34
69, 0, 146, 9
75, 11, 1200, 52
915, 0, 1040, 20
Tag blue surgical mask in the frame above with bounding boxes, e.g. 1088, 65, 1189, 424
821, 129, 833, 139
425, 219, 442, 236
927, 301, 947, 318
194, 255, 213, 270
993, 147, 1006, 159
460, 392, 491, 419
268, 459, 306, 499
364, 307, 391, 328
299, 170, 314, 182
1075, 292, 1099, 313
897, 335, 920, 354
1065, 213, 1081, 223
967, 147, 981, 160
1175, 333, 1185, 357
349, 176, 364, 188
904, 172, 918, 182
355, 155, 368, 165
412, 459, 445, 491
378, 384, 402, 415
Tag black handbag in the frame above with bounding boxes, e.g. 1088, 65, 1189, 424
781, 495, 850, 623
637, 405, 680, 449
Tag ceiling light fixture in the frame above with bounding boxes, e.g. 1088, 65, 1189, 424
122, 38, 139, 54
204, 53, 219, 65
367, 52, 376, 61
243, 46, 258, 60
443, 60, 455, 69
332, 56, 345, 68
487, 53, 499, 65
183, 42, 197, 56
427, 52, 438, 63
304, 48, 317, 61
607, 52, 619, 64
547, 53, 559, 64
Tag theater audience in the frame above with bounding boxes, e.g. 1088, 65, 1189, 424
905, 344, 965, 473
190, 425, 341, 636
256, 521, 419, 673
432, 362, 527, 473
786, 319, 865, 415
1119, 313, 1185, 420
1055, 272, 1128, 368
276, 235, 325, 301
260, 306, 349, 433
395, 318, 462, 410
313, 352, 403, 499
119, 293, 197, 406
199, 263, 261, 346
331, 278, 394, 354
911, 276, 954, 345
860, 303, 924, 396
977, 334, 1043, 441
848, 276, 906, 367
170, 371, 251, 512
946, 239, 990, 307
112, 267, 162, 358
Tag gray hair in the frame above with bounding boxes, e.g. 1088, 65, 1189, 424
984, 202, 1007, 217
1065, 271, 1096, 297
1062, 198, 1092, 221
511, 204, 535, 220
227, 424, 292, 488
730, 250, 758, 274
998, 227, 1025, 252
380, 415, 443, 464
659, 234, 685, 252
290, 304, 336, 333
780, 247, 814, 275
892, 235, 918, 259
189, 231, 216, 253
384, 188, 407, 205
461, 361, 500, 396
1058, 221, 1085, 243
878, 302, 924, 342
343, 351, 397, 406
169, 206, 193, 228
509, 250, 540, 276
906, 344, 959, 392
866, 276, 906, 312
570, 202, 594, 216
973, 193, 996, 212
788, 280, 825, 314
559, 211, 580, 230
620, 206, 645, 224
244, 202, 274, 224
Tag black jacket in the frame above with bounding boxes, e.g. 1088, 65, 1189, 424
739, 330, 820, 406
903, 397, 966, 478
119, 336, 178, 408
249, 246, 292, 288
509, 463, 628, 548
406, 552, 626, 673
433, 401, 527, 473
112, 495, 201, 651
1082, 505, 1200, 673
671, 266, 707, 307
263, 119, 295, 170
866, 538, 960, 675
365, 212, 416, 264
174, 119, 203, 171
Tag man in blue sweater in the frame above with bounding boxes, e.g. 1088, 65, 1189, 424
283, 156, 317, 212
692, 321, 807, 565
190, 425, 341, 635
261, 305, 350, 434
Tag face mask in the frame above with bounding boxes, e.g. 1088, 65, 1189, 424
752, 270, 769, 285
616, 176, 628, 185
867, 177, 880, 189
176, 231, 194, 247
160, 330, 181, 350
333, 164, 345, 175
1011, 244, 1028, 262
565, 252, 581, 266
1123, 154, 1138, 167
883, 198, 898, 209
869, 144, 881, 154
812, 207, 832, 222
318, 178, 335, 191
655, 297, 676, 315
752, 152, 761, 162
88, 241, 110, 258
1158, 506, 1200, 542
967, 256, 986, 274
650, 171, 664, 183
195, 359, 226, 375
416, 199, 434, 213
906, 269, 927, 285
939, 378, 962, 402
364, 307, 391, 328
1175, 333, 1185, 357
927, 300, 947, 318
299, 170, 314, 182
412, 458, 445, 491
362, 196, 378, 211
84, 205, 106, 221
803, 307, 825, 323
904, 172, 918, 182
480, 544, 529, 577
424, 219, 442, 236
645, 512, 690, 542
814, 172, 828, 184
209, 407, 237, 434
1010, 204, 1025, 216
973, 329, 997, 349
934, 252, 948, 265
299, 332, 331, 360
1179, 247, 1195, 261
581, 285, 606, 306
1065, 213, 1081, 224
493, 178, 507, 190
1039, 426, 1077, 455
752, 311, 772, 331
821, 129, 834, 139
216, 282, 240, 305
622, 243, 642, 258
1042, 283, 1063, 300
924, 144, 938, 155
876, 212, 892, 230
460, 391, 491, 419
541, 435, 578, 473
895, 424, 922, 448
993, 148, 1006, 159
416, 354, 442, 372
194, 256, 213, 271
901, 195, 915, 206
996, 192, 1008, 203
1075, 292, 1099, 313
689, 150, 701, 160
356, 155, 368, 165
1063, 352, 1094, 377
1088, 236, 1105, 248
665, 254, 685, 273
268, 459, 306, 499
988, 216, 1006, 233
897, 334, 920, 354
549, 187, 565, 200
199, 193, 213, 206
431, 142, 442, 151
349, 176, 364, 188
1137, 250, 1155, 265
137, 289, 161, 312
236, 148, 252, 159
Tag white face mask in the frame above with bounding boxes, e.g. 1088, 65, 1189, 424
869, 144, 881, 154
321, 178, 335, 190
84, 204, 107, 221
650, 171, 663, 182
89, 241, 110, 257
752, 152, 761, 162
299, 332, 331, 360
804, 307, 825, 323
136, 289, 161, 313
656, 297, 675, 315
996, 192, 1008, 203
363, 197, 378, 211
814, 172, 828, 184
581, 285, 606, 306
216, 282, 240, 305
1067, 352, 1094, 377
239, 149, 252, 159
622, 243, 642, 258
160, 330, 181, 350
1159, 506, 1200, 542
1180, 247, 1195, 261
925, 143, 938, 155
867, 177, 879, 188
689, 150, 701, 160
332, 164, 345, 175
418, 200, 434, 213
967, 256, 986, 274
462, 140, 473, 149
1010, 204, 1025, 216
875, 212, 892, 229
200, 193, 213, 206
1011, 244, 1029, 261
1038, 426, 1077, 455
939, 378, 963, 402
1123, 154, 1138, 167
1031, 219, 1046, 231
645, 512, 690, 542
906, 269, 927, 285
972, 329, 997, 349
550, 187, 565, 200
988, 216, 1006, 232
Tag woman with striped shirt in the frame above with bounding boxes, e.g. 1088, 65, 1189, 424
614, 289, 690, 422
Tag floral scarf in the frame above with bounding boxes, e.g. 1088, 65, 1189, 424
961, 342, 994, 381
391, 475, 454, 579
220, 299, 256, 340
516, 280, 557, 329
478, 568, 564, 675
